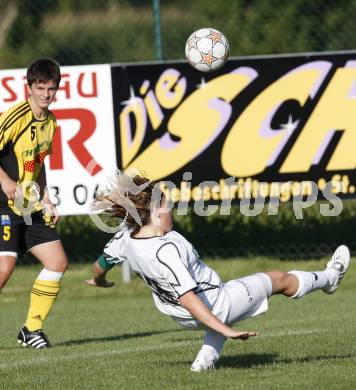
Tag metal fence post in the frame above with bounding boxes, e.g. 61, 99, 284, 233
152, 0, 163, 60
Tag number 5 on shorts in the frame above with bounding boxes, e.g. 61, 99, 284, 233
3, 226, 10, 241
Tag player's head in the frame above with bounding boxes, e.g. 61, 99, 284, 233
93, 171, 172, 233
27, 58, 61, 88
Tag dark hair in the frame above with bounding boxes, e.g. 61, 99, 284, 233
93, 174, 164, 233
27, 58, 61, 88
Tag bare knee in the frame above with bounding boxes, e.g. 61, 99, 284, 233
265, 270, 296, 295
45, 256, 68, 273
60, 258, 68, 273
31, 241, 69, 273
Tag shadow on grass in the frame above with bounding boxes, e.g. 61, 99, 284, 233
57, 328, 185, 346
216, 352, 355, 369
217, 353, 277, 368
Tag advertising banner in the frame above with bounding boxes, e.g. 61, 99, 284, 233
0, 64, 117, 215
2, 52, 356, 215
112, 52, 356, 206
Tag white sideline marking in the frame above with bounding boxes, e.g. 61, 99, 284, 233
267, 329, 328, 337
0, 329, 349, 369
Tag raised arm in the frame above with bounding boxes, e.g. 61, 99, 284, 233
179, 290, 258, 340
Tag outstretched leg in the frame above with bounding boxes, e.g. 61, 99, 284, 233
190, 245, 350, 372
265, 269, 326, 297
266, 245, 350, 299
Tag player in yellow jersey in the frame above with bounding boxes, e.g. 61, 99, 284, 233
0, 58, 68, 348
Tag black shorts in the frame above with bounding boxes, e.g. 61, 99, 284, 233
0, 209, 60, 255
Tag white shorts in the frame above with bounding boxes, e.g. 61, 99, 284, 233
173, 272, 272, 329
223, 272, 272, 325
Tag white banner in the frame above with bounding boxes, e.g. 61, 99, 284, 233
0, 64, 117, 215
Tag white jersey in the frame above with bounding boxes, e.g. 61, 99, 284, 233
103, 229, 229, 321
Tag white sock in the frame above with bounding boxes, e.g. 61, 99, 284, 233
191, 330, 227, 371
288, 270, 329, 299
201, 330, 226, 361
37, 268, 63, 281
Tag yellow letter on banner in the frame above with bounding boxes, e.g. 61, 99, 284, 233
221, 62, 332, 177
119, 98, 147, 167
281, 62, 356, 172
125, 68, 257, 180
155, 68, 186, 109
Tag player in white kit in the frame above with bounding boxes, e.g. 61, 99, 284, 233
87, 172, 350, 372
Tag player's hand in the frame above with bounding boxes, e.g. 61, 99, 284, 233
223, 329, 259, 340
43, 196, 60, 225
85, 278, 115, 288
0, 177, 19, 200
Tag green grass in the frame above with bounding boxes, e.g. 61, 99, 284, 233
1, 257, 355, 389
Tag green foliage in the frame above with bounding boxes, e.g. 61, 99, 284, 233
174, 200, 356, 258
42, 199, 356, 264
55, 214, 113, 261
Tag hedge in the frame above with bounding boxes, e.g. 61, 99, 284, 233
24, 199, 350, 263
18, 199, 356, 264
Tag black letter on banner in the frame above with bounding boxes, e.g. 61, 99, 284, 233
74, 184, 88, 205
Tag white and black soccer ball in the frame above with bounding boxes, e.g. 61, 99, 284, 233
185, 27, 230, 72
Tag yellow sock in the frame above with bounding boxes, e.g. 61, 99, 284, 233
25, 280, 60, 331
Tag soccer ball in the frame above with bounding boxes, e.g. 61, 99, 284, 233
185, 28, 230, 72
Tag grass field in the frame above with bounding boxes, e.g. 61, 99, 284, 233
1, 257, 355, 389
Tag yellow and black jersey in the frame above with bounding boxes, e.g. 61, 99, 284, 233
0, 100, 56, 214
